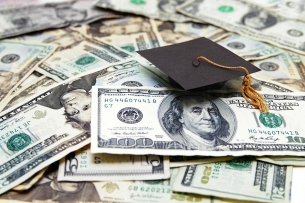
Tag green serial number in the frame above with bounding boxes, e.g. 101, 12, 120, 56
128, 186, 171, 193
104, 98, 157, 103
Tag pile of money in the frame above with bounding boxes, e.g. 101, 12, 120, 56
0, 0, 304, 202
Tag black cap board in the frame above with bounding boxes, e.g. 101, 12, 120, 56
137, 37, 260, 90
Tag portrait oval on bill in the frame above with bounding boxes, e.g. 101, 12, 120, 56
241, 10, 277, 30
158, 92, 237, 150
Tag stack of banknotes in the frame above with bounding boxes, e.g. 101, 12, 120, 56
0, 0, 305, 202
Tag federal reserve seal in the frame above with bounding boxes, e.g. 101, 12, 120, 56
259, 112, 282, 128
1, 54, 20, 64
121, 45, 135, 52
142, 180, 162, 185
7, 133, 31, 151
117, 107, 143, 124
121, 81, 143, 87
226, 157, 253, 171
75, 56, 96, 66
259, 62, 279, 71
227, 42, 245, 49
287, 29, 303, 37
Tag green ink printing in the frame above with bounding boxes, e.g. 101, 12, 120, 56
7, 133, 31, 151
259, 112, 282, 128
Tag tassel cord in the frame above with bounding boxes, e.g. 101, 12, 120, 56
196, 56, 269, 113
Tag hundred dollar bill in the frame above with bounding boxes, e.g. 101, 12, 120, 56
177, 0, 305, 55
95, 0, 196, 22
0, 40, 58, 103
58, 144, 170, 181
153, 20, 229, 45
0, 58, 170, 195
93, 168, 221, 203
252, 52, 305, 92
217, 34, 284, 61
91, 87, 305, 156
240, 0, 305, 22
37, 38, 134, 82
172, 158, 292, 203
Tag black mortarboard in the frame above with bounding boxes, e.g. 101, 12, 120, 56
137, 37, 260, 90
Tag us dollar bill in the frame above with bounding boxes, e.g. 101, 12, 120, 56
12, 167, 48, 191
252, 52, 305, 92
95, 0, 196, 22
217, 34, 284, 61
0, 161, 104, 202
219, 75, 298, 93
55, 0, 123, 25
257, 156, 305, 166
93, 168, 221, 203
0, 40, 58, 104
9, 71, 44, 95
37, 37, 134, 82
58, 144, 170, 181
172, 158, 292, 203
153, 20, 229, 45
0, 0, 121, 39
0, 0, 68, 10
79, 17, 164, 51
0, 162, 219, 203
177, 0, 305, 55
0, 76, 57, 112
170, 156, 234, 168
0, 58, 170, 195
240, 0, 305, 22
91, 87, 305, 156
12, 27, 83, 44
0, 5, 67, 39
170, 21, 228, 41
101, 32, 163, 53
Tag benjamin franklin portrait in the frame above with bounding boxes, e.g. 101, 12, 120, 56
159, 93, 236, 150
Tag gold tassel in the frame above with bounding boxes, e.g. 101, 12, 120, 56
195, 56, 269, 113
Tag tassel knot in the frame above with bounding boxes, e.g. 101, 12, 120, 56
195, 56, 269, 113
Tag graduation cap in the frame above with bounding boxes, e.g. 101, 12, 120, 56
137, 37, 269, 113
137, 37, 260, 90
